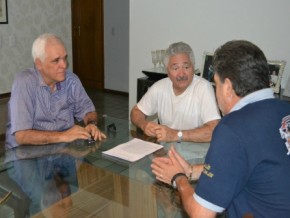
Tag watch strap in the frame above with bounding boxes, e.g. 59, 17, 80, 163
87, 120, 98, 126
171, 172, 187, 188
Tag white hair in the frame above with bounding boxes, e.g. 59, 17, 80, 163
163, 42, 195, 67
32, 33, 64, 62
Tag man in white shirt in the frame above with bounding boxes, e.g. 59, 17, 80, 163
131, 42, 220, 142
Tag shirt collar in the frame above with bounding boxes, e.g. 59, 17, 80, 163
230, 88, 275, 113
35, 66, 62, 91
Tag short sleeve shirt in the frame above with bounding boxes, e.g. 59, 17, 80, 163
195, 99, 290, 217
137, 76, 220, 130
5, 68, 95, 148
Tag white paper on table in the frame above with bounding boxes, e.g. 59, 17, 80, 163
102, 138, 163, 162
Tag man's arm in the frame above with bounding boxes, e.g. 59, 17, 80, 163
83, 111, 106, 141
130, 105, 148, 130
130, 105, 159, 137
15, 111, 106, 145
175, 176, 217, 218
182, 119, 219, 142
15, 125, 91, 145
155, 119, 219, 143
151, 147, 217, 217
83, 111, 98, 125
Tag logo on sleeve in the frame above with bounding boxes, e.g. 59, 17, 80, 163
280, 115, 290, 155
202, 164, 214, 178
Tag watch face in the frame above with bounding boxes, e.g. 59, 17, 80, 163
172, 180, 177, 188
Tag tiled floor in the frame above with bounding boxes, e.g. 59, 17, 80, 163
86, 88, 129, 120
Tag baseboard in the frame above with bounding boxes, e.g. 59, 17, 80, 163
104, 89, 128, 96
0, 93, 11, 99
0, 134, 5, 141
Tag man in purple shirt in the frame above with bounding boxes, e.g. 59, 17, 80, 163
6, 33, 106, 148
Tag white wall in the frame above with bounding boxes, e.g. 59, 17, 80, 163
1, 1, 290, 101
104, 0, 129, 93
129, 0, 290, 112
0, 0, 72, 94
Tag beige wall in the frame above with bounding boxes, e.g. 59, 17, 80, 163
0, 0, 72, 94
0, 0, 72, 135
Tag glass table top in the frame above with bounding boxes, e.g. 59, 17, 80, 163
0, 116, 210, 218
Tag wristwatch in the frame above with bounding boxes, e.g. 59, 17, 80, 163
177, 130, 183, 142
87, 120, 98, 126
172, 180, 177, 188
171, 173, 187, 188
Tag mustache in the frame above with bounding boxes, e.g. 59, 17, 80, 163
176, 76, 188, 81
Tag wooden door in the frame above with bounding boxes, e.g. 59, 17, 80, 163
71, 0, 104, 90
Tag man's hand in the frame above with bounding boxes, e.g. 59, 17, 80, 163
144, 123, 180, 142
61, 125, 92, 142
154, 125, 177, 142
170, 146, 191, 175
143, 121, 160, 137
85, 124, 107, 141
83, 111, 106, 141
151, 146, 186, 185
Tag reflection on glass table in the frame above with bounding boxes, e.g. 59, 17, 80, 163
1, 116, 210, 218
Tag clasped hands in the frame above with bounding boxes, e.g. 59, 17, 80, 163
151, 146, 191, 186
143, 121, 178, 142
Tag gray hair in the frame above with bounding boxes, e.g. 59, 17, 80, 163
163, 42, 195, 67
32, 33, 64, 62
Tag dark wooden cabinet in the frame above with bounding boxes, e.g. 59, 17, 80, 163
137, 70, 168, 101
137, 76, 168, 101
137, 77, 155, 101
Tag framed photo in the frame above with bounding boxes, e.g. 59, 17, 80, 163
0, 0, 8, 24
201, 52, 214, 83
268, 60, 286, 94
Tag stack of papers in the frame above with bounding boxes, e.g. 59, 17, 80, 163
102, 138, 163, 162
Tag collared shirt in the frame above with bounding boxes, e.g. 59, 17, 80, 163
231, 88, 275, 113
194, 88, 275, 213
5, 67, 95, 149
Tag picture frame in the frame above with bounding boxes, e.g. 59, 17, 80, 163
0, 0, 8, 24
268, 60, 286, 94
283, 77, 290, 97
201, 52, 214, 83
